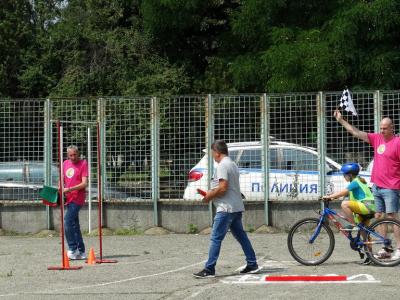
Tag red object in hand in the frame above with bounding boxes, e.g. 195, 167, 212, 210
197, 189, 207, 196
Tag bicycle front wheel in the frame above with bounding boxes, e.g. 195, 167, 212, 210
366, 218, 400, 267
287, 218, 335, 266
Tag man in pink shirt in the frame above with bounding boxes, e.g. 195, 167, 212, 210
334, 109, 400, 259
63, 145, 88, 260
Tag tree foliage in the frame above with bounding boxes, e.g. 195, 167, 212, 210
1, 0, 400, 97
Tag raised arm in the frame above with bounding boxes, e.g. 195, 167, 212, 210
334, 109, 369, 143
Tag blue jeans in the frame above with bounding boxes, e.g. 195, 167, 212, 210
205, 212, 257, 273
372, 185, 400, 214
64, 202, 85, 253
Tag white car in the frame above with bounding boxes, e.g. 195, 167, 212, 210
183, 141, 371, 201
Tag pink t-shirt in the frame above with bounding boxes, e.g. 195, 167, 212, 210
368, 133, 400, 189
63, 159, 88, 206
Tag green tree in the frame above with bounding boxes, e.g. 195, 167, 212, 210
326, 0, 400, 89
0, 0, 35, 97
2, 0, 400, 97
19, 0, 190, 97
141, 0, 238, 82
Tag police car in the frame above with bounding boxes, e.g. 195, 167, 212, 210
183, 141, 371, 201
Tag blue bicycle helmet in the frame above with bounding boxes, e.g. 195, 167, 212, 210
340, 162, 360, 175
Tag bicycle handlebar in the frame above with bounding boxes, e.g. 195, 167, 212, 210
318, 197, 331, 207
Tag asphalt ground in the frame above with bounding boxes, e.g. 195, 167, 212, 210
0, 232, 399, 300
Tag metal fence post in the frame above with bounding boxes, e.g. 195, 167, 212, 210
374, 90, 382, 132
206, 94, 214, 226
261, 94, 270, 225
317, 92, 326, 206
151, 97, 160, 226
44, 98, 52, 229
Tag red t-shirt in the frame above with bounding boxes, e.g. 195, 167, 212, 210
63, 159, 88, 206
368, 133, 400, 189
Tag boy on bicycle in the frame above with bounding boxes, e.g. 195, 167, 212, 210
323, 162, 375, 225
323, 162, 375, 264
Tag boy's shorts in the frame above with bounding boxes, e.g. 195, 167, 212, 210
347, 200, 375, 224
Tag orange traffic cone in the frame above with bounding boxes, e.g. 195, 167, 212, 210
63, 251, 70, 268
86, 247, 97, 265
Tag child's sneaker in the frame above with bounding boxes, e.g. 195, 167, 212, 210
239, 265, 260, 274
193, 269, 215, 279
67, 249, 79, 260
360, 257, 371, 265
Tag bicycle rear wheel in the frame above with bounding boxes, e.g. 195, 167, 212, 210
366, 218, 400, 267
287, 218, 335, 266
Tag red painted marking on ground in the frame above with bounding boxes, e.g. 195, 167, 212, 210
265, 275, 347, 282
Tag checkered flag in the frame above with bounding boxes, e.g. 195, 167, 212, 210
339, 89, 357, 116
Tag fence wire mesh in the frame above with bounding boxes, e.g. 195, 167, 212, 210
0, 91, 399, 204
159, 96, 206, 200
0, 99, 45, 201
104, 97, 152, 200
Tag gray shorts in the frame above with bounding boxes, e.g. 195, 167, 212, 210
372, 185, 400, 214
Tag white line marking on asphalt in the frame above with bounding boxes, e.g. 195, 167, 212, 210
112, 259, 153, 265
184, 285, 215, 300
0, 260, 206, 297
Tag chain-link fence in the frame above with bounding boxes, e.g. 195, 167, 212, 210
1, 91, 399, 207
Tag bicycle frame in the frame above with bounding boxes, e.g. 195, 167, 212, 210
310, 203, 391, 250
287, 199, 400, 266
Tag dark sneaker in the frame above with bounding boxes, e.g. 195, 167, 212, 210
239, 265, 259, 274
360, 257, 371, 265
193, 269, 215, 279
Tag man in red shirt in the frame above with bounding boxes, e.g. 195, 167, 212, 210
63, 145, 88, 260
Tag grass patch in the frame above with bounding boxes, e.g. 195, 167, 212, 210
188, 223, 198, 234
0, 229, 28, 236
113, 227, 142, 236
246, 224, 255, 233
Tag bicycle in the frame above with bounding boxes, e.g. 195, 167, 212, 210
287, 199, 400, 267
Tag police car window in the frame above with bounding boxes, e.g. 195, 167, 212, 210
0, 165, 24, 182
29, 165, 44, 184
237, 149, 261, 168
269, 149, 279, 169
29, 164, 59, 184
326, 161, 336, 172
51, 166, 59, 185
229, 150, 240, 162
282, 149, 318, 171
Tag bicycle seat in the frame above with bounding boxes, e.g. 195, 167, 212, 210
362, 213, 375, 219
